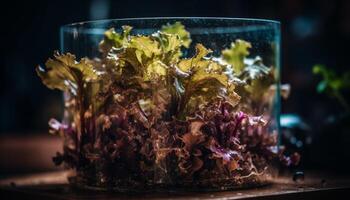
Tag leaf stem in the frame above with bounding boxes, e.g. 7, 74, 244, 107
333, 90, 350, 112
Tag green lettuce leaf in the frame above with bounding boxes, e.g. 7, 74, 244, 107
36, 52, 99, 95
222, 39, 251, 73
239, 56, 270, 84
144, 60, 168, 81
129, 35, 162, 62
233, 58, 274, 104
101, 22, 191, 83
114, 35, 165, 81
99, 26, 132, 55
178, 43, 212, 73
177, 44, 240, 117
161, 22, 191, 48
152, 31, 183, 64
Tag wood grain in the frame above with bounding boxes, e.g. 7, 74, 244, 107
0, 170, 349, 200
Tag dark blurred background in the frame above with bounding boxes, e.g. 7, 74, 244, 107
0, 0, 349, 174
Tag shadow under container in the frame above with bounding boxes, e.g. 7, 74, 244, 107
60, 17, 281, 192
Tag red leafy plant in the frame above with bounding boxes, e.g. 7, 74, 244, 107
37, 22, 299, 190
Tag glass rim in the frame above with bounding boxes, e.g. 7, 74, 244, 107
60, 17, 280, 30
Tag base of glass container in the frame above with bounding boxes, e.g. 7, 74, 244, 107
68, 173, 273, 193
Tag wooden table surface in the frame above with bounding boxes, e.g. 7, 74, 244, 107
0, 170, 350, 200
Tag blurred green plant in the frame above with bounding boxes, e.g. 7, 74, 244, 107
312, 65, 350, 111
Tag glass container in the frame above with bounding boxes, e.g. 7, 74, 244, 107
58, 17, 281, 192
